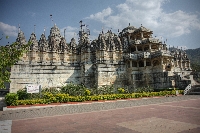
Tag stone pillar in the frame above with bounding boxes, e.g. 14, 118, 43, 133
137, 61, 139, 67
73, 54, 77, 63
180, 59, 182, 68
100, 51, 104, 62
158, 45, 161, 50
130, 60, 132, 67
85, 52, 89, 63
98, 51, 100, 62
135, 45, 138, 51
161, 58, 163, 65
161, 58, 164, 69
141, 32, 143, 38
149, 44, 151, 50
144, 59, 146, 67
188, 61, 191, 69
185, 62, 187, 69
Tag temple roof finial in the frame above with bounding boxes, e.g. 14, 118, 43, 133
44, 26, 46, 35
18, 24, 20, 33
34, 25, 36, 33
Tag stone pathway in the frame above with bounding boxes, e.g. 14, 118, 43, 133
0, 97, 11, 133
0, 120, 12, 133
0, 95, 200, 133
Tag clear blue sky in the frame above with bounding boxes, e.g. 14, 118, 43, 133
0, 0, 200, 49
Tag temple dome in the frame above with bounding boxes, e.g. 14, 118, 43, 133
121, 26, 137, 34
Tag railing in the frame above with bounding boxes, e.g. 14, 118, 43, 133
184, 84, 191, 95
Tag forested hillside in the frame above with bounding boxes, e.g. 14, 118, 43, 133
185, 48, 200, 72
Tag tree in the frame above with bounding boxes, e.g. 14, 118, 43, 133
0, 42, 31, 89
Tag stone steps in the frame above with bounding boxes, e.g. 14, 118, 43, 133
188, 85, 200, 95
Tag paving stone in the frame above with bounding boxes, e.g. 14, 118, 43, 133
0, 95, 200, 121
0, 95, 199, 133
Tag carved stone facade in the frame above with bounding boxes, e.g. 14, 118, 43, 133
10, 23, 195, 92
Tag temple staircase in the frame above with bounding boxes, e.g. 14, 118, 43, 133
184, 81, 200, 95
186, 85, 200, 95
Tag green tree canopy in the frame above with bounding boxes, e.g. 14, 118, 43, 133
0, 42, 30, 89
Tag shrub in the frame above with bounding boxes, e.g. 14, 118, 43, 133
68, 96, 85, 102
118, 88, 125, 94
103, 85, 115, 94
7, 90, 183, 106
17, 88, 31, 100
134, 93, 142, 98
178, 90, 184, 94
5, 93, 18, 106
54, 93, 69, 103
17, 99, 47, 105
94, 87, 105, 95
17, 88, 42, 100
42, 87, 60, 94
135, 86, 154, 93
48, 96, 58, 103
171, 90, 176, 95
42, 92, 55, 103
150, 92, 159, 96
142, 92, 149, 97
60, 83, 87, 96
84, 89, 91, 96
91, 85, 115, 95
43, 92, 54, 99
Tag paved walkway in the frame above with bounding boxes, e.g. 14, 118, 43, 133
0, 95, 200, 133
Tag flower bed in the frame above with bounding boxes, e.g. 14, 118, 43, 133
5, 90, 184, 106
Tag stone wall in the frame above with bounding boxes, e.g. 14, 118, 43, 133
95, 64, 126, 88
10, 51, 81, 92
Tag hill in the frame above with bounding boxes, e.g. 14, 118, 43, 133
185, 48, 200, 72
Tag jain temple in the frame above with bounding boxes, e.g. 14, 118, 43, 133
10, 21, 196, 93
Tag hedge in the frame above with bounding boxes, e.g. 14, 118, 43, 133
5, 90, 184, 106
